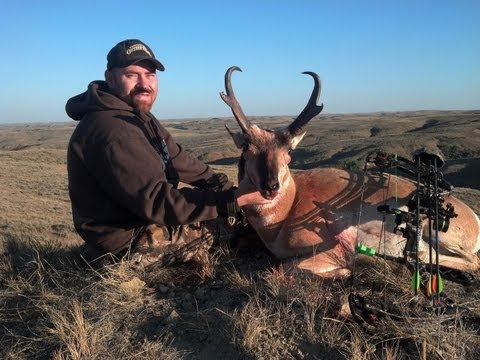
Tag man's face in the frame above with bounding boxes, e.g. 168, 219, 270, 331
106, 60, 158, 113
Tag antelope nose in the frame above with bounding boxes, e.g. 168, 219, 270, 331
263, 180, 279, 192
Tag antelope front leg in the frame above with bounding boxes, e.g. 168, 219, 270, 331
282, 246, 353, 279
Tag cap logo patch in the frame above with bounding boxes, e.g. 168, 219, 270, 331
126, 44, 152, 56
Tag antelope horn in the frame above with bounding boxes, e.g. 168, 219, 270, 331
287, 71, 324, 136
219, 66, 251, 133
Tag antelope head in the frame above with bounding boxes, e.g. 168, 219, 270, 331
220, 66, 323, 201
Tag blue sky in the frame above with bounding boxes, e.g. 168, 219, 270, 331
1, 0, 479, 123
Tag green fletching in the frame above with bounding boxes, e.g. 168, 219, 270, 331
411, 271, 421, 291
437, 273, 444, 294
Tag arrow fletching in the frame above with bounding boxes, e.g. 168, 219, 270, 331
427, 273, 444, 296
411, 271, 421, 293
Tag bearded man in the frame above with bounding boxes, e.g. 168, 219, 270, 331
66, 39, 242, 268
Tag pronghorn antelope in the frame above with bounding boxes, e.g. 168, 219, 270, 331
220, 66, 480, 278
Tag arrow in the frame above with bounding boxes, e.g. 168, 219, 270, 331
412, 155, 422, 296
432, 157, 444, 302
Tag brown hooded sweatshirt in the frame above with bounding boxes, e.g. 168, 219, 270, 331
66, 81, 234, 255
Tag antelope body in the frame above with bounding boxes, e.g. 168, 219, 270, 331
221, 66, 480, 278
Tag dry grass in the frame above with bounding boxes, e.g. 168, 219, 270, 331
1, 112, 480, 359
0, 239, 183, 359
1, 225, 480, 359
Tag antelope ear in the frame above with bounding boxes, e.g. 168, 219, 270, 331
225, 124, 247, 149
290, 131, 306, 150
231, 132, 247, 149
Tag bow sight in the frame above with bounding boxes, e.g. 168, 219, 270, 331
367, 149, 458, 233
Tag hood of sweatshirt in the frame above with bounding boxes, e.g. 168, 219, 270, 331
65, 80, 133, 121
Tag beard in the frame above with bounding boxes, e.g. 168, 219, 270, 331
114, 86, 156, 113
129, 87, 156, 113
131, 96, 153, 113
107, 73, 157, 113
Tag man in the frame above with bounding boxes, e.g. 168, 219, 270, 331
66, 39, 242, 268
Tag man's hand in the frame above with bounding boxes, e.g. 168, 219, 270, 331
194, 172, 234, 191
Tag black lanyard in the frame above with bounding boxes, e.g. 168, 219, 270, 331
145, 117, 179, 188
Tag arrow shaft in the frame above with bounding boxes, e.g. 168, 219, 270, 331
433, 157, 443, 301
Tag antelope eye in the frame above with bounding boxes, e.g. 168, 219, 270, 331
288, 148, 293, 154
